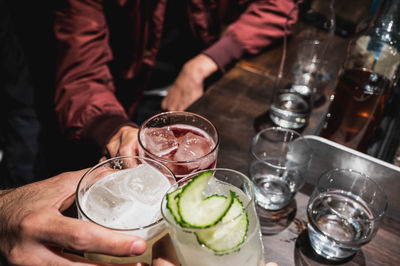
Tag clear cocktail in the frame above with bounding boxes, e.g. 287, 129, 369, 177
76, 156, 176, 264
138, 111, 219, 180
161, 169, 265, 266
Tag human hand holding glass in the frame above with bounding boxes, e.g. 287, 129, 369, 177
0, 169, 146, 266
76, 156, 177, 265
100, 126, 140, 162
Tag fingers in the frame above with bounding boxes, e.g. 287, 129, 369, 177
33, 213, 146, 257
152, 234, 179, 266
105, 126, 139, 158
105, 139, 121, 158
30, 169, 90, 211
153, 258, 178, 266
7, 241, 96, 266
114, 127, 138, 157
161, 93, 178, 111
162, 86, 186, 111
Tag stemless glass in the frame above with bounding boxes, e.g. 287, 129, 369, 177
138, 111, 219, 180
76, 156, 176, 264
249, 127, 312, 211
307, 168, 388, 261
161, 168, 265, 266
269, 0, 335, 129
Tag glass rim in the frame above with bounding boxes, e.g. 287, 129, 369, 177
313, 168, 388, 222
161, 168, 255, 232
75, 155, 176, 231
251, 127, 311, 170
137, 111, 220, 164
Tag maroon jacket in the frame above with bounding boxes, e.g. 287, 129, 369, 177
54, 0, 297, 152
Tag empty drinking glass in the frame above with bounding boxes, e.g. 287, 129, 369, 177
307, 168, 388, 261
269, 0, 335, 129
249, 127, 312, 211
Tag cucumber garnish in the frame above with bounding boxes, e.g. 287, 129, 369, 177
178, 171, 233, 228
195, 194, 248, 254
165, 170, 249, 255
166, 187, 183, 224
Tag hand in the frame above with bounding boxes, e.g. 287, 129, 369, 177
161, 54, 218, 111
101, 126, 139, 161
0, 169, 147, 265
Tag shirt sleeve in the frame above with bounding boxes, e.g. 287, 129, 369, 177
203, 0, 298, 72
54, 0, 136, 151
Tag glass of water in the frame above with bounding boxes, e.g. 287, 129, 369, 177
249, 127, 312, 211
269, 0, 335, 129
307, 168, 388, 261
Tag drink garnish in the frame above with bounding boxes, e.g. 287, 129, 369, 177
178, 170, 233, 228
166, 187, 185, 225
195, 195, 248, 254
166, 170, 249, 254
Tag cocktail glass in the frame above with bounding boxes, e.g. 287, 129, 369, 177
138, 111, 219, 180
76, 156, 176, 264
161, 168, 265, 266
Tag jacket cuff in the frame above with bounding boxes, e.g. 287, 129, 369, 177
202, 34, 245, 73
84, 114, 138, 153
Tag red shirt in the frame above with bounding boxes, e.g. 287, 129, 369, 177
54, 0, 298, 152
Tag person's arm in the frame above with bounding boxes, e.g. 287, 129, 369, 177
0, 169, 146, 265
161, 54, 218, 111
162, 0, 298, 111
203, 0, 298, 73
54, 0, 137, 157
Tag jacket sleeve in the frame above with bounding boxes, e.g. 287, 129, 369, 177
54, 0, 136, 151
203, 0, 298, 72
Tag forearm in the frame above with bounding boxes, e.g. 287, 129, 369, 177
203, 0, 298, 72
185, 54, 218, 81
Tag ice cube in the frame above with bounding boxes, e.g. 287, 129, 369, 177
142, 127, 178, 157
124, 164, 171, 205
173, 132, 214, 170
84, 181, 131, 228
82, 164, 171, 229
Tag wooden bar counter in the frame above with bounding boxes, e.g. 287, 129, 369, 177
187, 27, 400, 265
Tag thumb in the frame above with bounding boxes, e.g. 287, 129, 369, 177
35, 213, 147, 257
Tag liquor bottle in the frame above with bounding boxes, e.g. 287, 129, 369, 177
320, 0, 400, 152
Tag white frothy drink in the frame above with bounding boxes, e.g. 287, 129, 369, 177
81, 164, 171, 238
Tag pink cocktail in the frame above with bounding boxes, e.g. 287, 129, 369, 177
138, 112, 219, 179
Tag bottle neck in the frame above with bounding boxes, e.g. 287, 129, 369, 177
369, 0, 399, 48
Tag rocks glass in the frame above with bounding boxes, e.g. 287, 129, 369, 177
307, 168, 388, 260
138, 111, 219, 180
249, 127, 312, 210
76, 156, 176, 264
161, 168, 265, 266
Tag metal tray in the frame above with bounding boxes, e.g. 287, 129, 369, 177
303, 135, 400, 220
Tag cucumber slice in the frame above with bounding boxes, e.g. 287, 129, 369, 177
195, 194, 249, 255
178, 171, 234, 228
166, 187, 183, 224
165, 170, 249, 255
